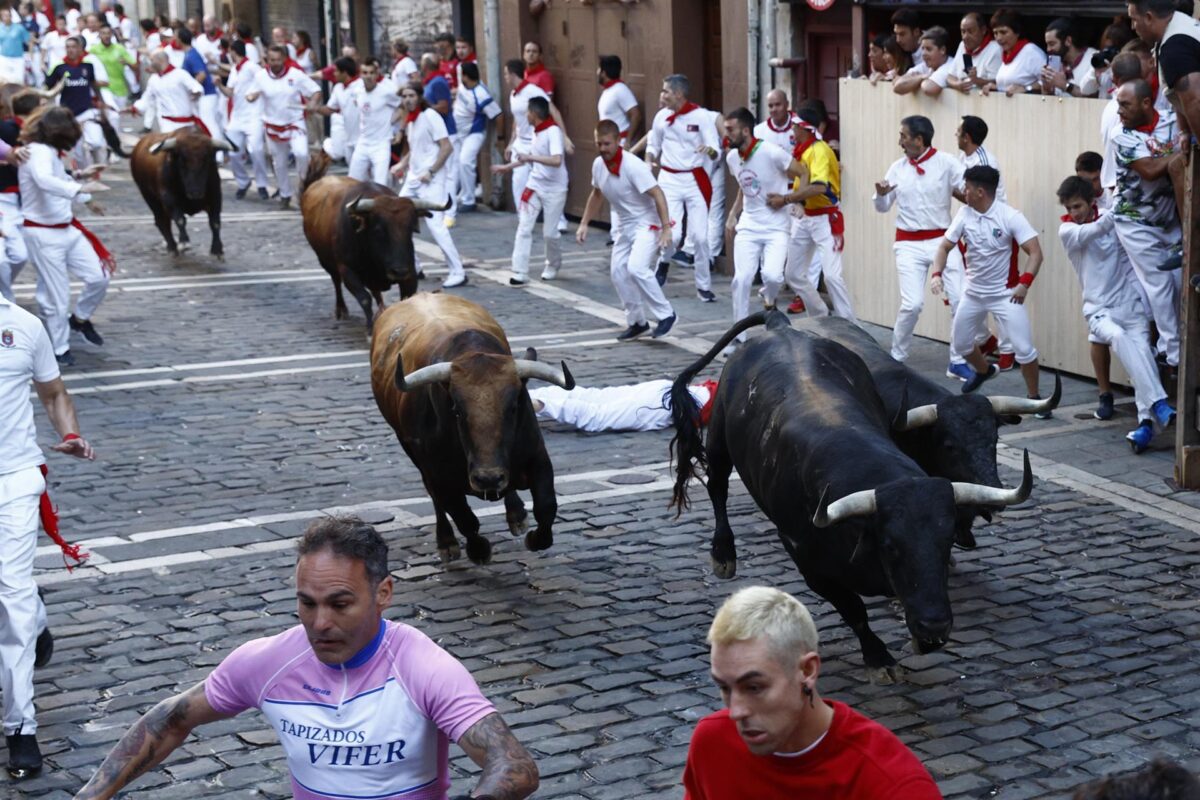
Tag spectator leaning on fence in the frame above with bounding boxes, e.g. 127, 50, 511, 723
1041, 17, 1099, 97
947, 12, 1002, 94
890, 8, 924, 73
989, 8, 1049, 96
893, 27, 952, 97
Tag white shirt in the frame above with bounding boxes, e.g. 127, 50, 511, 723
19, 142, 83, 225
597, 80, 638, 138
391, 55, 418, 85
165, 41, 186, 69
134, 66, 202, 121
242, 39, 260, 65
590, 151, 660, 229
1059, 210, 1145, 319
0, 295, 59, 476
945, 200, 1038, 297
42, 30, 68, 68
254, 65, 319, 130
80, 29, 100, 49
1113, 109, 1179, 229
194, 33, 222, 66
509, 82, 549, 152
753, 115, 798, 153
526, 122, 568, 195
326, 78, 362, 144
405, 107, 448, 176
65, 8, 80, 33
118, 16, 135, 44
226, 59, 264, 133
910, 59, 954, 89
28, 11, 50, 35
354, 79, 401, 144
727, 140, 792, 233
647, 104, 720, 171
950, 38, 1003, 84
1100, 97, 1120, 192
453, 82, 500, 136
995, 42, 1047, 93
959, 145, 1006, 204
294, 47, 315, 73
873, 149, 964, 232
1059, 47, 1099, 97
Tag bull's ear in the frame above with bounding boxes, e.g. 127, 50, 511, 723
998, 414, 1022, 426
524, 347, 538, 361
849, 531, 875, 566
418, 210, 434, 219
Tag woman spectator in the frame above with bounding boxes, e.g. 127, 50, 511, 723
988, 8, 1048, 96
293, 30, 314, 72
875, 35, 910, 83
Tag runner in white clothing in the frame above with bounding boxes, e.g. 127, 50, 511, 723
752, 89, 797, 152
314, 56, 361, 165
597, 54, 641, 241
345, 58, 400, 185
577, 119, 675, 342
215, 40, 270, 200
453, 62, 500, 210
129, 51, 203, 133
392, 82, 465, 289
498, 59, 572, 211
873, 115, 964, 362
530, 379, 716, 433
246, 45, 320, 208
390, 39, 418, 85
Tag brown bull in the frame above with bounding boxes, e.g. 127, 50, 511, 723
370, 293, 574, 564
301, 157, 446, 327
131, 127, 232, 258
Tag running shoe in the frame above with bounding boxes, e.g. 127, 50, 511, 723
70, 315, 103, 345
616, 322, 650, 342
996, 353, 1016, 371
670, 249, 695, 266
1127, 421, 1154, 454
652, 313, 677, 338
697, 289, 716, 303
962, 364, 998, 394
1094, 392, 1114, 421
946, 362, 973, 382
1151, 398, 1177, 429
5, 726, 41, 779
655, 262, 670, 286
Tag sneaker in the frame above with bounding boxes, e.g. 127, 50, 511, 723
787, 296, 806, 314
1029, 395, 1053, 420
1127, 420, 1154, 454
235, 186, 248, 199
55, 350, 75, 366
444, 216, 456, 229
556, 218, 569, 233
946, 362, 974, 382
655, 262, 670, 287
509, 277, 528, 286
541, 265, 559, 280
616, 322, 650, 342
1151, 398, 1177, 429
996, 353, 1016, 371
34, 626, 53, 669
652, 313, 677, 338
5, 727, 41, 779
69, 315, 103, 346
1191, 274, 1200, 292
417, 269, 426, 280
697, 289, 716, 303
442, 275, 468, 289
670, 249, 695, 266
979, 335, 999, 357
257, 187, 269, 200
962, 364, 998, 394
280, 196, 292, 210
1094, 392, 1115, 421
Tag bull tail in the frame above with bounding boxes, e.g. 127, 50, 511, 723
300, 151, 332, 195
99, 115, 129, 158
669, 310, 777, 514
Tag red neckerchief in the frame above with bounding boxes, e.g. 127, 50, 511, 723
1060, 204, 1099, 224
1065, 48, 1087, 80
526, 62, 546, 77
464, 53, 477, 63
908, 147, 937, 175
737, 136, 761, 161
295, 45, 308, 58
793, 136, 816, 161
534, 118, 557, 133
1134, 109, 1160, 134
266, 63, 294, 80
968, 35, 994, 57
766, 115, 792, 133
602, 78, 622, 89
233, 58, 248, 73
667, 101, 699, 125
604, 148, 622, 175
62, 55, 83, 67
161, 64, 175, 75
168, 39, 184, 50
1001, 39, 1031, 65
404, 109, 420, 125
513, 78, 531, 94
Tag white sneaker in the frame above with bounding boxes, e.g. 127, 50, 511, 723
541, 265, 559, 280
442, 274, 468, 289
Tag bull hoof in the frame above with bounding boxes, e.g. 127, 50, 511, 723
867, 664, 903, 686
212, 251, 224, 261
335, 308, 348, 320
953, 529, 978, 550
524, 530, 552, 552
438, 543, 461, 563
466, 537, 493, 565
711, 557, 737, 580
506, 510, 529, 537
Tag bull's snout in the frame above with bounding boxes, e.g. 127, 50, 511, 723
910, 617, 953, 654
469, 468, 509, 498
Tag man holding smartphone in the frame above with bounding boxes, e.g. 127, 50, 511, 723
947, 12, 1002, 93
1041, 17, 1099, 97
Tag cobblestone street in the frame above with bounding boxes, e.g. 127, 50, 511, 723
8, 160, 1200, 800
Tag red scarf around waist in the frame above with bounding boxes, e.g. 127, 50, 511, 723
1001, 39, 1031, 65
37, 464, 90, 571
806, 206, 845, 251
697, 380, 720, 427
659, 164, 712, 208
667, 101, 699, 125
164, 115, 211, 136
264, 121, 300, 141
25, 218, 116, 274
895, 228, 946, 242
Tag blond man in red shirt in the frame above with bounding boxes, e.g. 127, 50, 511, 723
683, 587, 943, 800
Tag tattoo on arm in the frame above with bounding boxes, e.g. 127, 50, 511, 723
458, 713, 539, 800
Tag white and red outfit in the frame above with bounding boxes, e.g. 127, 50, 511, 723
133, 64, 204, 133
205, 620, 496, 800
530, 380, 714, 432
400, 108, 464, 285
511, 118, 568, 281
591, 149, 674, 327
597, 77, 638, 237
872, 146, 964, 361
194, 32, 222, 68
1060, 208, 1166, 421
348, 79, 401, 185
224, 58, 270, 194
506, 80, 549, 208
753, 114, 798, 153
950, 35, 1003, 88
18, 143, 113, 357
727, 138, 793, 333
254, 62, 319, 200
994, 39, 1047, 94
391, 55, 418, 86
647, 102, 721, 293
323, 76, 361, 164
945, 200, 1040, 365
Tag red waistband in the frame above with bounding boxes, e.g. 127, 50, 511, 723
805, 206, 840, 217
895, 228, 946, 242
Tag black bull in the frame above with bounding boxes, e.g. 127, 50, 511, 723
130, 128, 232, 258
669, 311, 1032, 681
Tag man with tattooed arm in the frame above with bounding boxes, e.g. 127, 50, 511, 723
73, 517, 538, 800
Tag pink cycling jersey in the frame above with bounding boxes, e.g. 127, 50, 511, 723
205, 619, 495, 800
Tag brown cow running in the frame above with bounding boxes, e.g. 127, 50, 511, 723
130, 127, 232, 258
370, 293, 574, 564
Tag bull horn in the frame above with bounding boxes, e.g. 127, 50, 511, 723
812, 485, 878, 528
394, 361, 452, 391
212, 138, 236, 152
346, 197, 376, 214
514, 359, 575, 390
149, 137, 177, 154
899, 404, 939, 431
987, 373, 1062, 416
409, 195, 453, 212
952, 449, 1033, 507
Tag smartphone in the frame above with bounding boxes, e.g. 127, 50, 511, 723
962, 53, 973, 73
1048, 55, 1063, 73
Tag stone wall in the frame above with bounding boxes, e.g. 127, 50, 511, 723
371, 0, 453, 64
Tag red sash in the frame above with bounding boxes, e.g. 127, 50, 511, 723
520, 187, 534, 205
697, 380, 720, 427
164, 115, 211, 136
805, 206, 845, 252
660, 165, 712, 208
37, 464, 90, 571
895, 228, 946, 242
25, 218, 116, 274
264, 121, 300, 142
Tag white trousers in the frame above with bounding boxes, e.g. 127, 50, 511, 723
787, 212, 855, 321
323, 114, 347, 160
0, 55, 24, 85
943, 245, 1007, 364
348, 142, 391, 185
0, 467, 49, 736
530, 380, 707, 432
891, 238, 941, 361
198, 94, 224, 142
707, 165, 726, 259
660, 170, 711, 291
732, 229, 787, 335
26, 225, 108, 355
611, 224, 675, 326
267, 132, 309, 199
1087, 302, 1167, 420
952, 293, 1038, 364
443, 137, 460, 220
512, 188, 567, 280
457, 131, 485, 207
1113, 219, 1182, 366
226, 126, 270, 192
400, 175, 463, 280
510, 161, 531, 208
0, 194, 28, 302
73, 109, 106, 166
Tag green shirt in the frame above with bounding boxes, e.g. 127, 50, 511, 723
87, 42, 132, 96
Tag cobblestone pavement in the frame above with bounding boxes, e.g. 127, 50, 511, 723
7, 156, 1200, 800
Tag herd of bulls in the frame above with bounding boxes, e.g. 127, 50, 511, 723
128, 135, 1060, 680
